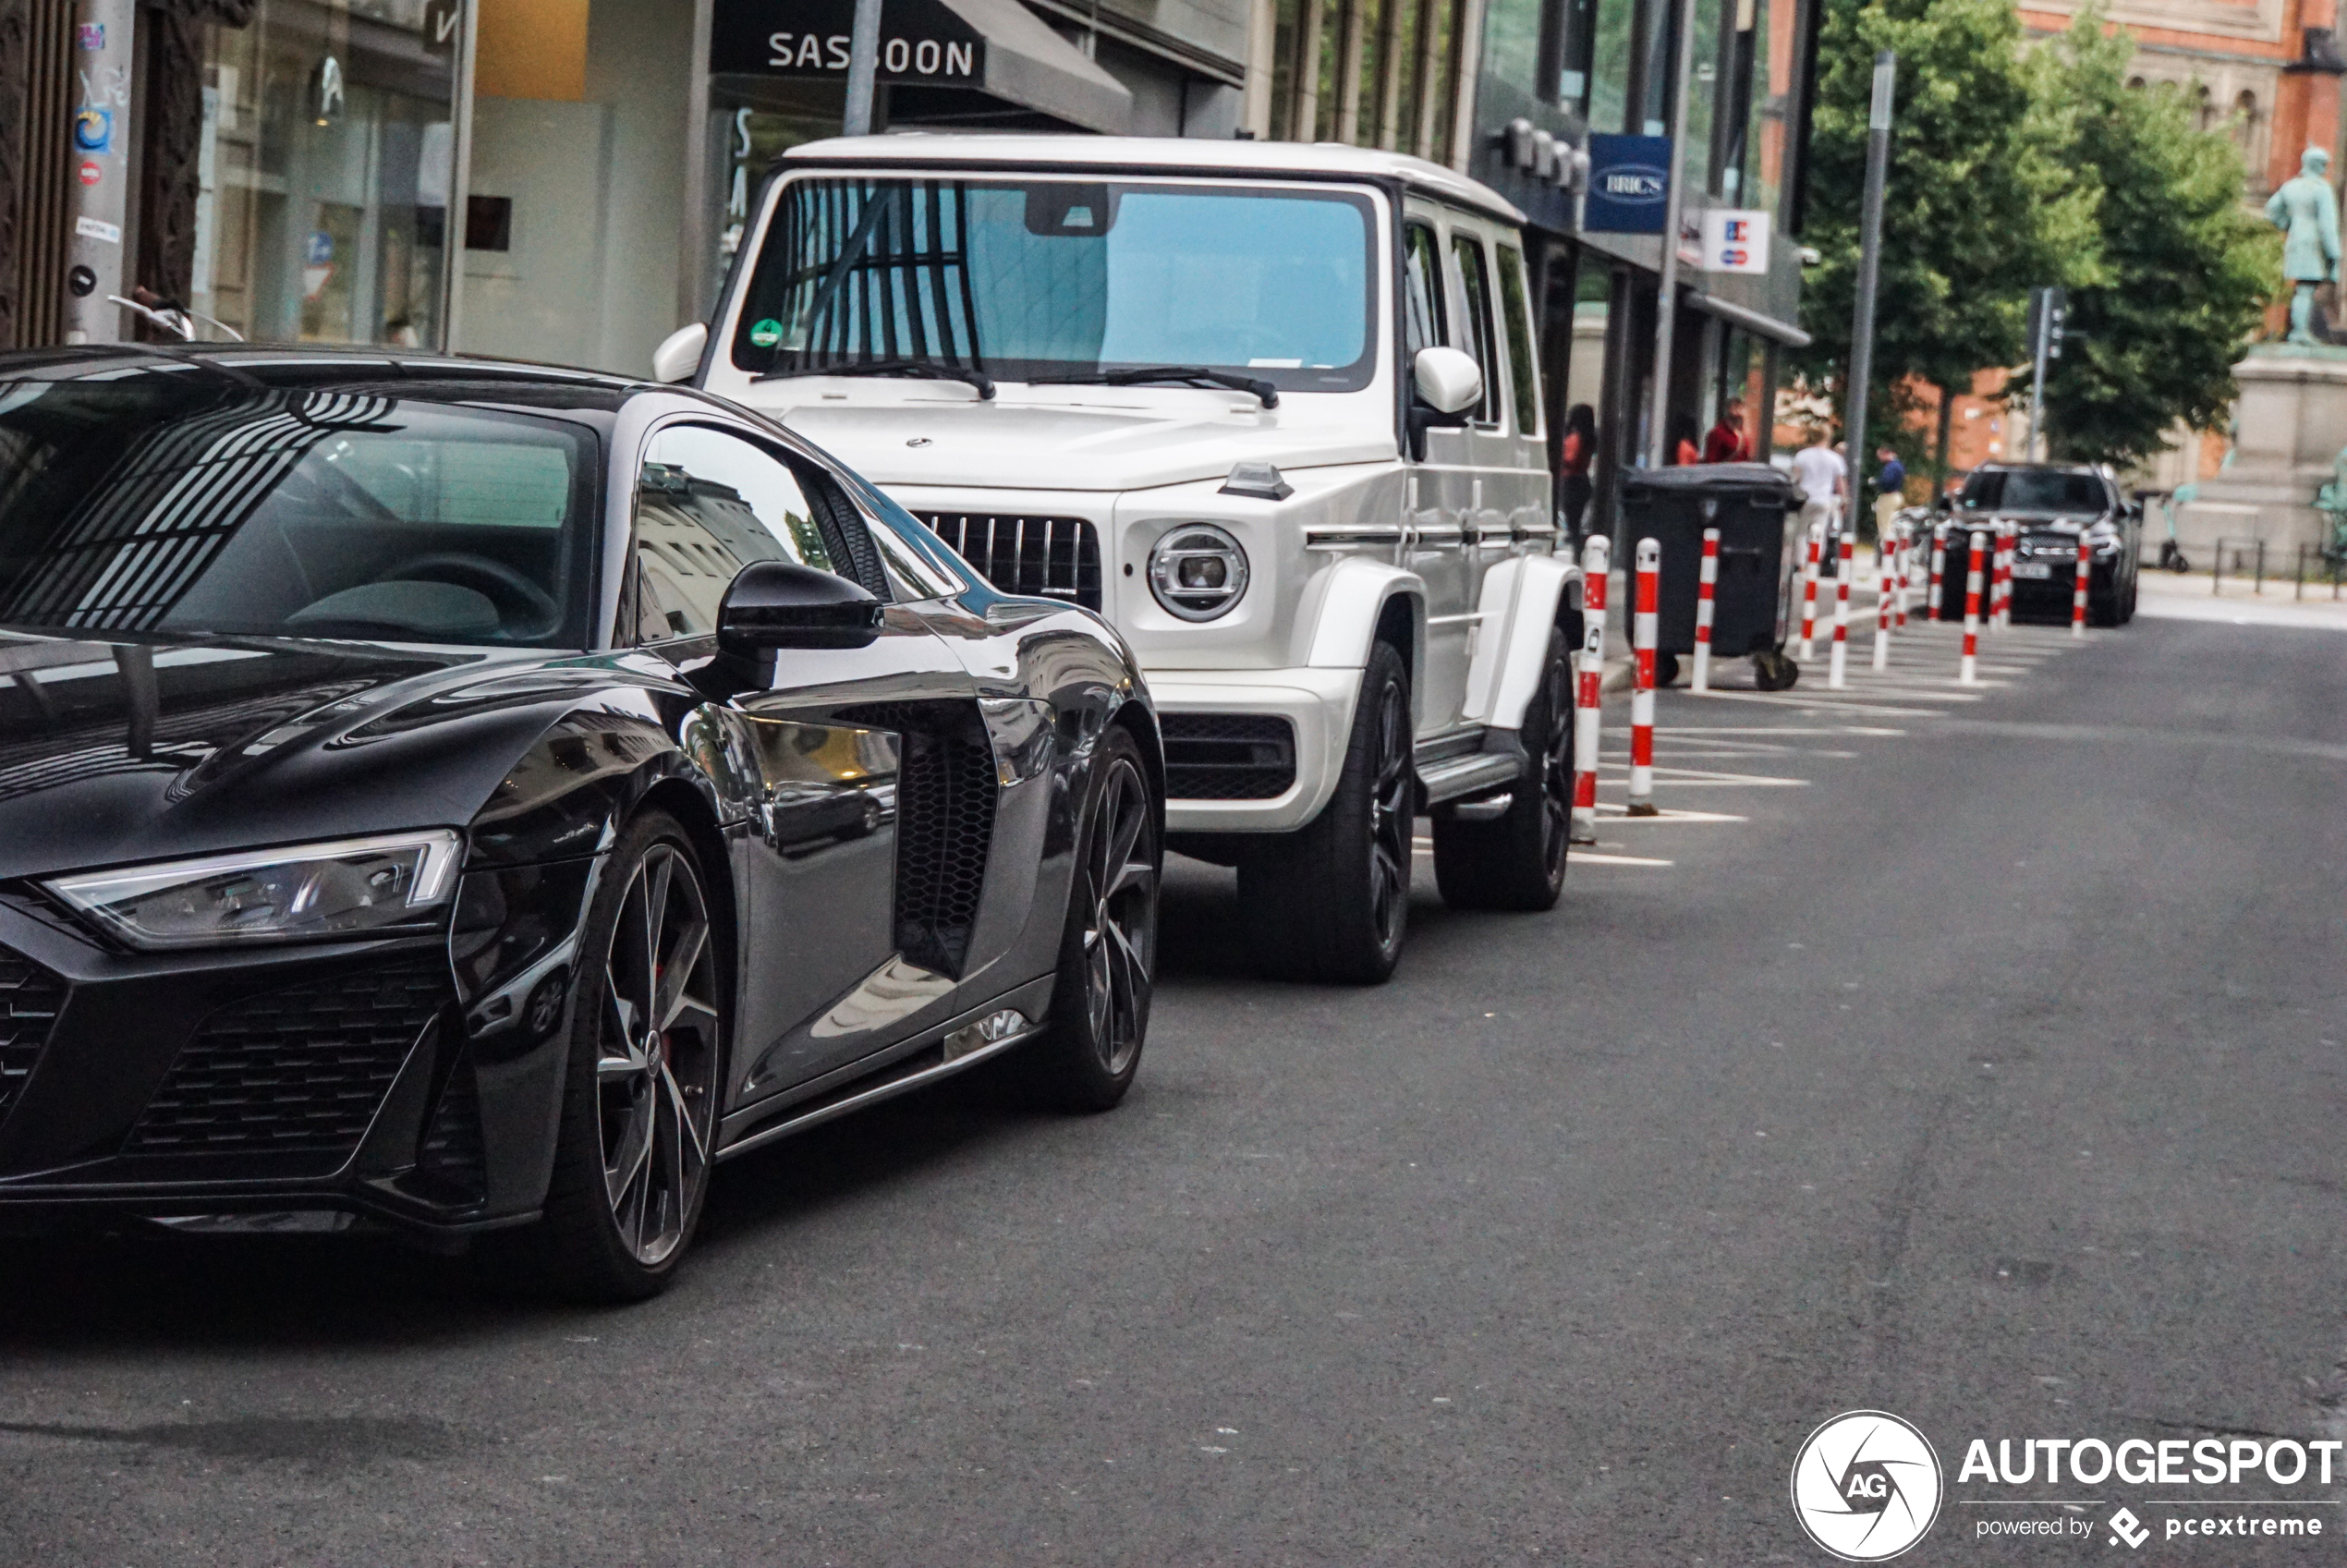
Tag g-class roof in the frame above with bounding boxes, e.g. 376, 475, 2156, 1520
779, 134, 1528, 227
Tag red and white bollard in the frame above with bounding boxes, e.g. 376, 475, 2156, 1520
2072, 535, 2091, 638
1993, 523, 2014, 631
1627, 537, 1660, 816
1797, 520, 1823, 659
1828, 534, 1854, 689
1570, 534, 1610, 844
1961, 530, 1987, 684
1893, 522, 1911, 627
1693, 526, 1720, 693
1872, 539, 1891, 672
1927, 522, 1947, 617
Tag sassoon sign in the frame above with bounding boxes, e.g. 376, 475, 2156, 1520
711, 0, 985, 84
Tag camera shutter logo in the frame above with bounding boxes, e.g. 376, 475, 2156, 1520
1790, 1411, 1942, 1561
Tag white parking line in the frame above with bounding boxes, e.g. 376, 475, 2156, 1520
1594, 804, 1747, 821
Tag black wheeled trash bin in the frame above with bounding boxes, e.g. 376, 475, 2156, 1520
1618, 463, 1806, 690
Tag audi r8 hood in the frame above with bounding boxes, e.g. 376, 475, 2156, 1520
0, 631, 596, 883
756, 395, 1396, 493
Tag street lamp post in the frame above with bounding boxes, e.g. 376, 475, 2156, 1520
1643, 0, 1702, 470
844, 0, 882, 136
1842, 51, 1896, 534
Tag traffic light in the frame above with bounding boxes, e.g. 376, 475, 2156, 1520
2028, 286, 2068, 362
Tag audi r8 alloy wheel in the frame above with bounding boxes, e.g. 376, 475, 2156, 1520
1028, 725, 1161, 1112
504, 811, 725, 1302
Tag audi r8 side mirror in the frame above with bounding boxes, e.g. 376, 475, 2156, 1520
718, 561, 883, 653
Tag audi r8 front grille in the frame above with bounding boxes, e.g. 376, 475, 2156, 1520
1161, 714, 1297, 800
0, 943, 67, 1125
918, 513, 1101, 611
125, 958, 450, 1159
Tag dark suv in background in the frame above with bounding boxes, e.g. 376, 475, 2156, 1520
1940, 463, 2140, 626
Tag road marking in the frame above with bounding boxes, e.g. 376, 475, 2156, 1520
1681, 690, 1949, 718
1596, 762, 1808, 786
1594, 804, 1746, 821
1569, 849, 1674, 866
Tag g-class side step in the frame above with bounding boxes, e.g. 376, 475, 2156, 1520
1415, 730, 1525, 806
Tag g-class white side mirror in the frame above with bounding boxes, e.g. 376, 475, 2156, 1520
1412, 346, 1482, 416
652, 322, 709, 384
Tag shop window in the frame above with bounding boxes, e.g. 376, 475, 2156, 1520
1734, 0, 1797, 223
1584, 0, 1634, 133
191, 3, 457, 347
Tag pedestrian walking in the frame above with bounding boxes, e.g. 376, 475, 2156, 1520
1873, 445, 1906, 541
1702, 396, 1752, 463
1789, 428, 1846, 542
1560, 404, 1597, 541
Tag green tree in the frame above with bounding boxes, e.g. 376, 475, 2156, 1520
2023, 13, 2276, 469
1794, 0, 2098, 480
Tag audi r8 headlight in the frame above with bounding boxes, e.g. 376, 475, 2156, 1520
46, 830, 464, 949
1148, 524, 1250, 622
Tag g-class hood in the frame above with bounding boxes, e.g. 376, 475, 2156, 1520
760, 395, 1398, 492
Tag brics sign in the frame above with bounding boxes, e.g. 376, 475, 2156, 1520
1583, 135, 1672, 233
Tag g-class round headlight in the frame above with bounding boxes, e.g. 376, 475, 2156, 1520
1148, 524, 1249, 622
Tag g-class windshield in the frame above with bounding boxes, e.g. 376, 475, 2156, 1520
730, 177, 1379, 395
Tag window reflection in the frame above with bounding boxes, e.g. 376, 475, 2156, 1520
193, 0, 456, 347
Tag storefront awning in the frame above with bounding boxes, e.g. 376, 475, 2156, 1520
711, 0, 1134, 135
1686, 289, 1812, 349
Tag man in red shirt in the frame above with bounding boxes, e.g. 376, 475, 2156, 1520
1702, 396, 1753, 463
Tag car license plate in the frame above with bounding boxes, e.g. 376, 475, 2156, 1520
2012, 562, 2053, 579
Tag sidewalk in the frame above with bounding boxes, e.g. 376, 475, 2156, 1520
2134, 564, 2347, 632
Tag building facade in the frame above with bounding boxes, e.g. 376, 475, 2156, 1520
2, 0, 1818, 554
1247, 0, 1820, 546
0, 0, 1248, 366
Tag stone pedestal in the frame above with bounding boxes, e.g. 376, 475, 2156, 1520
2176, 346, 2347, 557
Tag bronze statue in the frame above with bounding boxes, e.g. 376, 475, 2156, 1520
2266, 147, 2342, 345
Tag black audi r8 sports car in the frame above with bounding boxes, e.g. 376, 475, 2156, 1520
0, 346, 1162, 1299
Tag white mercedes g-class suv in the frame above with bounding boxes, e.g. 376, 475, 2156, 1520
668, 136, 1579, 983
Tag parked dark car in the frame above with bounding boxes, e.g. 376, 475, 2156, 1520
1938, 462, 2139, 626
0, 347, 1163, 1300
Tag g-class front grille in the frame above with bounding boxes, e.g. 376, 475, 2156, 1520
1161, 713, 1298, 800
125, 959, 450, 1158
0, 943, 67, 1125
918, 513, 1101, 611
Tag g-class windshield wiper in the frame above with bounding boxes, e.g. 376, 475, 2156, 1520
1027, 367, 1280, 408
755, 359, 996, 400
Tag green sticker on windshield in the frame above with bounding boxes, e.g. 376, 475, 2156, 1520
748, 318, 783, 348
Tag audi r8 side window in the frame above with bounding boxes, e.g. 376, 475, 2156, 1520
629, 423, 882, 643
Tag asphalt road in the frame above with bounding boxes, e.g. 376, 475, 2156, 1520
2, 612, 2342, 1565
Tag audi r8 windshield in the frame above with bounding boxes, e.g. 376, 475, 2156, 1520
0, 379, 600, 647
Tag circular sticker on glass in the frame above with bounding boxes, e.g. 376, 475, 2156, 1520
1790, 1410, 1942, 1561
748, 318, 783, 348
